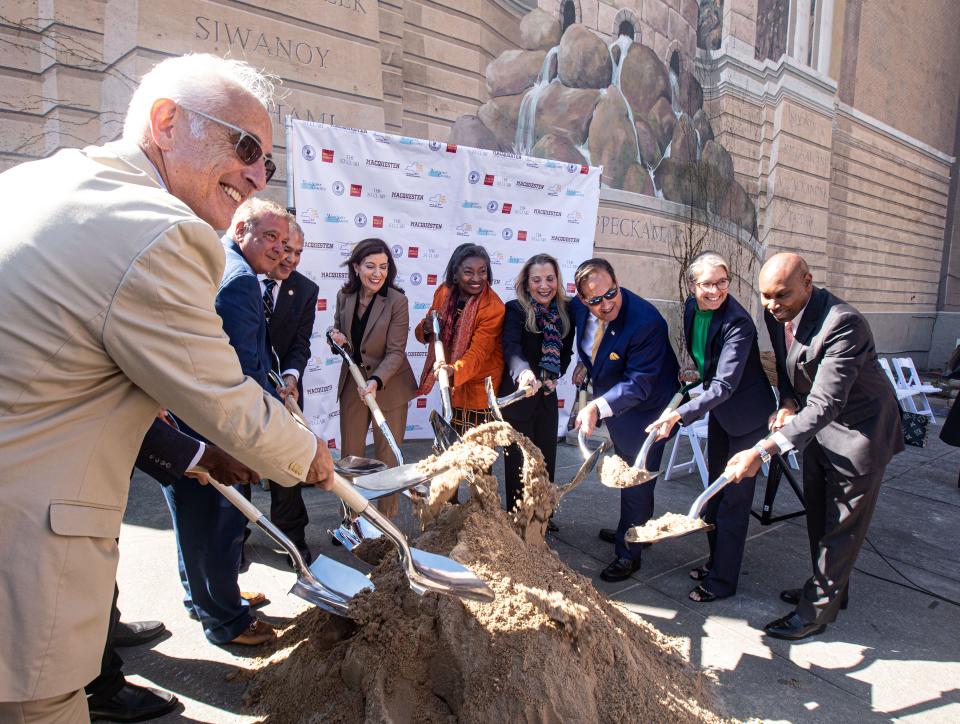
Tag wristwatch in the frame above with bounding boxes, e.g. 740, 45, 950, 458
753, 443, 772, 465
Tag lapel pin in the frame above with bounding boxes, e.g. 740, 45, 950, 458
609, 352, 620, 361
288, 289, 294, 295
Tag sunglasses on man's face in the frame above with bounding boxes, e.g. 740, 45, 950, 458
180, 105, 276, 182
584, 285, 619, 306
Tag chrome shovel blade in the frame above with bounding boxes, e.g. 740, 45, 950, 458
556, 439, 609, 501
349, 461, 451, 493
430, 409, 461, 452
336, 456, 388, 477
305, 553, 374, 601
406, 546, 495, 603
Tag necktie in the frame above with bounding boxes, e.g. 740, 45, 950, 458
591, 320, 606, 362
262, 279, 277, 323
784, 320, 795, 352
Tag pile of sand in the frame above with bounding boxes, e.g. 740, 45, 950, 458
246, 423, 727, 723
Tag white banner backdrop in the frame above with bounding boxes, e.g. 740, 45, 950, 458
289, 120, 600, 449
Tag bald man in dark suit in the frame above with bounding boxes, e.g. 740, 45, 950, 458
724, 253, 903, 640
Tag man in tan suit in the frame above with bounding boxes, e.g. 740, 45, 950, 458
0, 54, 334, 722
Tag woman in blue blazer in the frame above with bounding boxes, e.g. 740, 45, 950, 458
647, 251, 775, 602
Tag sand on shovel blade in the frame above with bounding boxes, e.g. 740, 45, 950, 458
245, 422, 731, 723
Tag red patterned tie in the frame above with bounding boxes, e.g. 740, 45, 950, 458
784, 321, 795, 352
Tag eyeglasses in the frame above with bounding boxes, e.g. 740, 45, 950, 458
180, 105, 276, 182
695, 279, 730, 292
584, 285, 619, 306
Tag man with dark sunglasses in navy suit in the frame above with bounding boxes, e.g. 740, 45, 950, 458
572, 258, 679, 582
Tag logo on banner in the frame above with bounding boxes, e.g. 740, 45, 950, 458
350, 183, 362, 197
404, 162, 424, 178
566, 163, 578, 173
365, 187, 386, 199
468, 171, 481, 184
321, 271, 349, 279
388, 217, 406, 229
414, 301, 429, 309
567, 211, 583, 224
332, 181, 345, 196
462, 201, 480, 209
411, 221, 442, 231
544, 160, 562, 169
534, 208, 561, 217
354, 213, 367, 228
565, 188, 584, 197
504, 279, 515, 291
416, 398, 427, 408
491, 251, 505, 265
508, 256, 524, 263
316, 298, 328, 311
306, 384, 334, 394
327, 439, 337, 449
483, 174, 495, 186
373, 133, 391, 144
502, 228, 513, 240
512, 204, 530, 215
365, 159, 399, 169
321, 149, 335, 163
428, 168, 450, 179
456, 223, 472, 236
391, 244, 403, 258
305, 241, 334, 249
566, 282, 576, 293
391, 191, 424, 202
428, 141, 442, 151
548, 183, 562, 196
517, 230, 527, 241
400, 137, 418, 145
301, 181, 324, 191
410, 272, 423, 285
427, 274, 438, 285
558, 398, 566, 409
429, 193, 446, 208
446, 144, 457, 153
338, 153, 359, 167
550, 234, 580, 244
300, 208, 319, 224
477, 227, 495, 237
339, 243, 352, 257
372, 215, 384, 228
302, 145, 316, 161
408, 247, 419, 258
515, 180, 544, 191
501, 203, 512, 214
325, 213, 347, 223
486, 200, 499, 213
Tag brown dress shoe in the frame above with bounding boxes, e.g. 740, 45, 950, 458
229, 618, 276, 646
240, 591, 267, 607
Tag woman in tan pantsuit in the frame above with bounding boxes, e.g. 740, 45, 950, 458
329, 238, 417, 516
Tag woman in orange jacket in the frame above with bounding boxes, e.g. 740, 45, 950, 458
414, 243, 505, 436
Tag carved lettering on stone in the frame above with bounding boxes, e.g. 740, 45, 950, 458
195, 17, 332, 67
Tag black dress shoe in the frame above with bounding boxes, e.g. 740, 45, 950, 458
763, 611, 826, 641
88, 683, 178, 722
599, 557, 641, 582
598, 528, 616, 543
780, 588, 848, 610
113, 620, 165, 647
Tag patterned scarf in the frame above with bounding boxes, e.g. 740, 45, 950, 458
416, 285, 484, 396
535, 299, 563, 378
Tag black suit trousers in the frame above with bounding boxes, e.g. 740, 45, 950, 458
85, 584, 124, 703
798, 438, 884, 624
702, 416, 767, 597
502, 389, 560, 513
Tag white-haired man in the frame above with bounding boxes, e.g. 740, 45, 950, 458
0, 54, 334, 722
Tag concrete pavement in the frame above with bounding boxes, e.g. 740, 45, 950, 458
113, 403, 960, 722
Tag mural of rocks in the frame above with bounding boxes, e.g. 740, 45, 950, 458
448, 9, 757, 239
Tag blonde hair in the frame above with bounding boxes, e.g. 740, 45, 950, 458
123, 54, 278, 145
513, 254, 571, 336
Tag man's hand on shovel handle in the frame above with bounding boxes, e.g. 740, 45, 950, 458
306, 438, 335, 490
192, 446, 260, 485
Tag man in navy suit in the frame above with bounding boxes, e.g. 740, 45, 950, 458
572, 258, 679, 581
261, 221, 319, 561
162, 198, 291, 647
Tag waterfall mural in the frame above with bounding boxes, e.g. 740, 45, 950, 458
448, 7, 757, 240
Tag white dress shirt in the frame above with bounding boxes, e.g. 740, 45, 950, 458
582, 314, 613, 419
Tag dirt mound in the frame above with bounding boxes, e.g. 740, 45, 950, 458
247, 423, 728, 723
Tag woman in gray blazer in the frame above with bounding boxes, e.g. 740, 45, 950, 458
647, 251, 775, 602
330, 238, 417, 515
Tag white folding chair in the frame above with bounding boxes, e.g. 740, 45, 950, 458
892, 357, 938, 421
878, 358, 925, 407
664, 415, 710, 488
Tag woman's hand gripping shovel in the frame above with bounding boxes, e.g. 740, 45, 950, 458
624, 434, 776, 545
427, 311, 461, 452
190, 468, 373, 617
272, 373, 494, 604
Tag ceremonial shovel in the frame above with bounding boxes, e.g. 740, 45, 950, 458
601, 381, 700, 489
195, 470, 373, 616
272, 385, 493, 602
428, 312, 461, 451
485, 375, 535, 422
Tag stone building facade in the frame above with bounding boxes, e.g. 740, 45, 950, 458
2, 0, 959, 365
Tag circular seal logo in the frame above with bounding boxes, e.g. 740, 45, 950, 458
302, 145, 316, 161
354, 213, 367, 228
391, 244, 403, 258
428, 141, 442, 151
501, 228, 513, 240
410, 272, 423, 286
486, 200, 499, 213
332, 181, 345, 196
468, 170, 481, 185
566, 163, 578, 173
